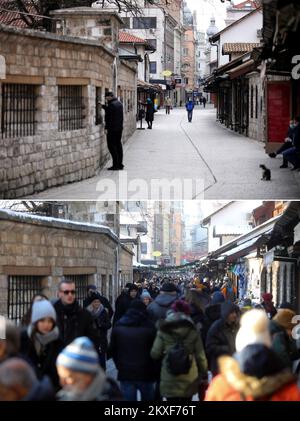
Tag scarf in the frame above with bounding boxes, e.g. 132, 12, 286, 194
28, 325, 60, 356
87, 304, 104, 319
56, 369, 107, 401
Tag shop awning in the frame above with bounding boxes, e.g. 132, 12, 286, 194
227, 59, 256, 79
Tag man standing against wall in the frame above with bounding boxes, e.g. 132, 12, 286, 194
102, 92, 124, 171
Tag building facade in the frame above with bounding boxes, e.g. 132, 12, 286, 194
0, 209, 133, 321
0, 8, 137, 199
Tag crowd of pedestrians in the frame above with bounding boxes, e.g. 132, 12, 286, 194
0, 274, 300, 401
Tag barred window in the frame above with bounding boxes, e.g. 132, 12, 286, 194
95, 87, 103, 126
58, 85, 85, 131
64, 274, 89, 307
1, 83, 36, 139
8, 275, 43, 324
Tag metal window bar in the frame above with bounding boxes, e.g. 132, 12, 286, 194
1, 84, 36, 139
64, 274, 89, 307
7, 275, 42, 324
95, 87, 103, 125
58, 85, 84, 131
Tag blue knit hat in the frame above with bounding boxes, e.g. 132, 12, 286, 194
211, 291, 225, 305
56, 337, 99, 374
31, 299, 56, 324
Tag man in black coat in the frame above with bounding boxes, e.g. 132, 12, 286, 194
54, 280, 97, 347
102, 91, 124, 171
109, 300, 157, 401
205, 302, 240, 376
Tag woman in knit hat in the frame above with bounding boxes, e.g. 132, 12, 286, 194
205, 309, 300, 401
140, 289, 152, 307
151, 299, 208, 401
56, 337, 121, 401
86, 292, 111, 370
270, 308, 300, 371
20, 300, 63, 390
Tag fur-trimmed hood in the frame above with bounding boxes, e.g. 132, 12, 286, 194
157, 312, 195, 333
218, 353, 295, 399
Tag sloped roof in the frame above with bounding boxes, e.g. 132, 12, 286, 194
231, 1, 258, 10
0, 0, 42, 28
119, 31, 147, 44
223, 42, 260, 54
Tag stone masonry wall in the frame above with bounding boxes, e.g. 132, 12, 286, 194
0, 26, 137, 198
0, 214, 133, 316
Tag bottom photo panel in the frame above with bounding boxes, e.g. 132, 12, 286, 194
0, 200, 300, 404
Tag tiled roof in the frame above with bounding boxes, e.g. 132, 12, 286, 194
223, 42, 260, 54
119, 31, 147, 44
0, 0, 41, 28
232, 0, 258, 9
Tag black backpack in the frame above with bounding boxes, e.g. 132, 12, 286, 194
166, 332, 192, 375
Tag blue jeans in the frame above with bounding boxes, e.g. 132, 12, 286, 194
187, 110, 193, 122
120, 381, 155, 401
282, 147, 300, 168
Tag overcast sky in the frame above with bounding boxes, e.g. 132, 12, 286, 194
186, 0, 243, 33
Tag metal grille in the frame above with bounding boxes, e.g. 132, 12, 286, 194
8, 275, 42, 324
95, 87, 103, 126
58, 85, 84, 131
1, 84, 36, 139
64, 274, 89, 307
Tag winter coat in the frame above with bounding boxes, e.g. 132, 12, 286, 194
22, 376, 55, 401
89, 307, 112, 355
20, 329, 63, 390
185, 101, 194, 112
150, 313, 208, 398
113, 292, 136, 325
205, 344, 300, 401
205, 302, 240, 375
270, 320, 300, 369
201, 303, 222, 344
147, 293, 178, 323
54, 300, 97, 347
103, 98, 124, 132
145, 103, 155, 122
109, 308, 157, 382
83, 293, 114, 319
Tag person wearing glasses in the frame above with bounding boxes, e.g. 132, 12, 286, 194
53, 280, 97, 348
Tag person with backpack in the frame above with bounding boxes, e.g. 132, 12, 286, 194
150, 300, 207, 401
185, 99, 194, 122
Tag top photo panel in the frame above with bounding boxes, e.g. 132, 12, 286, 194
1, 0, 300, 201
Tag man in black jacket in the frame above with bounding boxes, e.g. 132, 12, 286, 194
102, 92, 124, 171
205, 302, 240, 376
54, 280, 97, 347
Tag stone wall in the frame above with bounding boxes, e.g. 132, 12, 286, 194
0, 210, 133, 317
0, 25, 137, 199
